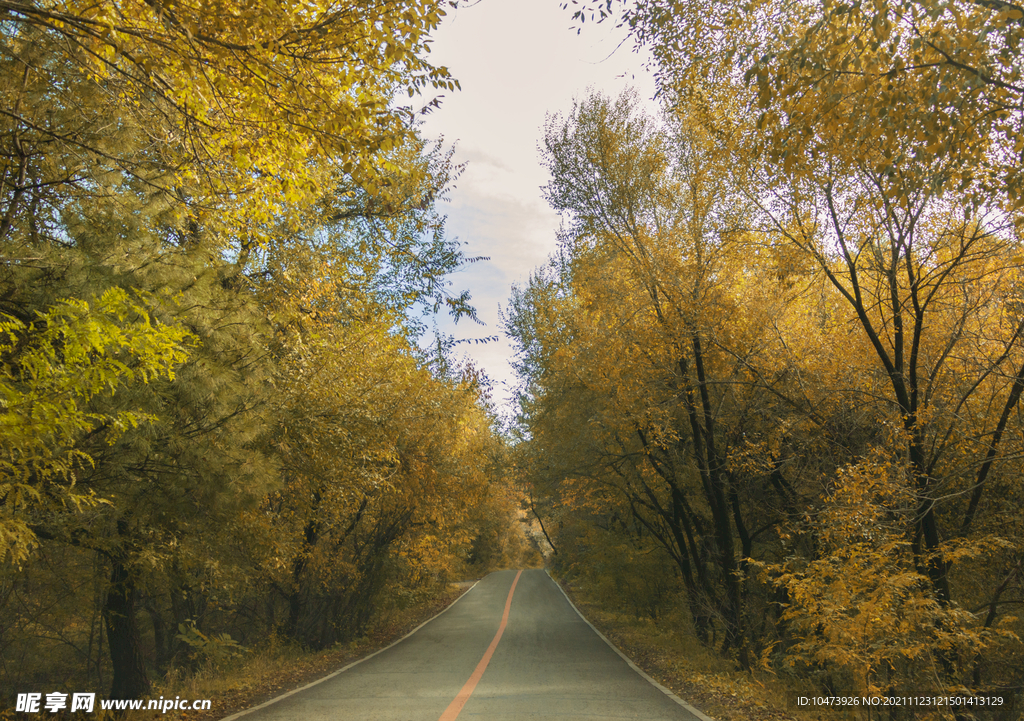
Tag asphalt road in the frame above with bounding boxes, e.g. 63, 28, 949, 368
226, 569, 709, 721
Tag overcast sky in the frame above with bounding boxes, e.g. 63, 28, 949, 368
417, 0, 658, 413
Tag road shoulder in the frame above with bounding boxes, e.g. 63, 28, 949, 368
548, 573, 801, 721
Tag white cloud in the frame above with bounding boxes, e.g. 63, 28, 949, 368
418, 0, 658, 409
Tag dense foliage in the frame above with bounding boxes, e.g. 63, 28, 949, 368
508, 0, 1024, 710
0, 0, 524, 703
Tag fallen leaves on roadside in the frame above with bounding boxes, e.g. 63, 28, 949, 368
557, 579, 803, 721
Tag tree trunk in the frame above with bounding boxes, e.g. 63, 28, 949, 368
103, 558, 151, 700
145, 603, 170, 672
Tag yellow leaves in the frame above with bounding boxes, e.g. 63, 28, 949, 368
780, 150, 798, 176
754, 438, 1017, 696
525, 6, 1024, 699
9, 0, 457, 250
251, 306, 508, 613
632, 0, 1019, 209
0, 290, 193, 565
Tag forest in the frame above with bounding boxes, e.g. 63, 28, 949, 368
3, 0, 1023, 718
508, 0, 1024, 715
0, 0, 529, 706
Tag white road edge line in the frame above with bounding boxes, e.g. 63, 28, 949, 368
218, 580, 482, 721
546, 570, 717, 721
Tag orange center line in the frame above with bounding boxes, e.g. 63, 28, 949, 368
438, 570, 523, 721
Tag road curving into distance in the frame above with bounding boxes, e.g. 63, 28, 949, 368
223, 569, 712, 721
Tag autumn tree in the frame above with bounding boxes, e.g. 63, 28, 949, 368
0, 0, 460, 242
564, 0, 1020, 213
508, 90, 811, 662
243, 316, 501, 648
0, 0, 522, 704
532, 0, 1024, 703
2, 177, 285, 698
